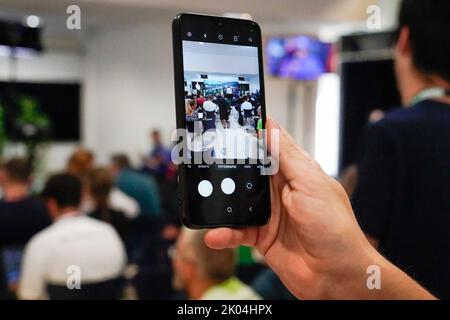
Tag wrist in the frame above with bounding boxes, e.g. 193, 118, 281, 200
324, 243, 434, 300
322, 242, 384, 299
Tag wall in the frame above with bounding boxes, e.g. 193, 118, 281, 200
83, 16, 175, 165
82, 15, 292, 166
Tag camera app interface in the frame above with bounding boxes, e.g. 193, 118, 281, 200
180, 24, 269, 226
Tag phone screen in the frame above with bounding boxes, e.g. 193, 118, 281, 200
173, 14, 271, 227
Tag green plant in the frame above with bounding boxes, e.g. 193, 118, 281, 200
16, 96, 50, 130
15, 96, 50, 170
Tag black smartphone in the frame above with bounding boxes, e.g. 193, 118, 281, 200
172, 13, 271, 228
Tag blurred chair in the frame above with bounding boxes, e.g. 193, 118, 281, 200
202, 111, 216, 132
243, 109, 253, 126
47, 277, 124, 300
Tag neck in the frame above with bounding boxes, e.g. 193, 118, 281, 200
402, 72, 450, 105
3, 183, 29, 201
186, 277, 218, 300
54, 207, 80, 220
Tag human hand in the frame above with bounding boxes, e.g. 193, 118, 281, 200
205, 118, 386, 299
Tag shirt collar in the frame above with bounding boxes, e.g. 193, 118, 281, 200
55, 211, 82, 222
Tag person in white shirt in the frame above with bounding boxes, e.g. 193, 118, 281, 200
18, 173, 126, 300
202, 96, 218, 112
241, 96, 254, 126
81, 187, 139, 219
172, 228, 261, 300
108, 188, 139, 219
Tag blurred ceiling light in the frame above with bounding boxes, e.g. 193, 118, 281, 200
0, 45, 36, 58
26, 15, 40, 28
222, 13, 253, 20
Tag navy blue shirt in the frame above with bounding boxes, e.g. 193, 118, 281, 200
0, 196, 51, 246
352, 100, 450, 299
0, 196, 51, 298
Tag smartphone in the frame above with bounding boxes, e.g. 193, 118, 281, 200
172, 13, 271, 228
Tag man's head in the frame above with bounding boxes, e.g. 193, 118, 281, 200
172, 228, 235, 299
110, 154, 131, 178
0, 158, 32, 189
66, 148, 95, 179
394, 0, 450, 104
41, 173, 82, 220
151, 129, 162, 145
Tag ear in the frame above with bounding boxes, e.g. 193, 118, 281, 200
396, 26, 412, 56
183, 260, 194, 277
45, 198, 59, 219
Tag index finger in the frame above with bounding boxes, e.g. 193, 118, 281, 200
204, 227, 258, 249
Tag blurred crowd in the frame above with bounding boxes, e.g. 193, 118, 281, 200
0, 129, 294, 300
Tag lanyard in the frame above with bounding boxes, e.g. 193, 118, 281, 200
410, 87, 450, 106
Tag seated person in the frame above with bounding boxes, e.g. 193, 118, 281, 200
66, 148, 94, 181
110, 154, 160, 217
172, 228, 261, 300
0, 158, 51, 246
0, 158, 51, 298
202, 95, 218, 132
241, 96, 254, 126
87, 167, 131, 241
66, 149, 139, 219
185, 98, 198, 134
18, 173, 126, 300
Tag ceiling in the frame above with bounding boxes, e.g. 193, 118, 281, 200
0, 0, 375, 27
0, 0, 384, 51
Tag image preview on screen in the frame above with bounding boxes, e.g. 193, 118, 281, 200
182, 40, 264, 162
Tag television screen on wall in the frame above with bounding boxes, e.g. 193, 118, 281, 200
0, 81, 81, 142
266, 36, 334, 80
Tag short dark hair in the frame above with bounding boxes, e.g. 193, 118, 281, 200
111, 154, 130, 170
398, 0, 450, 82
1, 158, 32, 183
41, 173, 82, 208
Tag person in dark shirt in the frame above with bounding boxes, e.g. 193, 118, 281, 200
0, 158, 51, 244
110, 154, 160, 217
216, 94, 231, 129
0, 158, 51, 298
87, 167, 131, 240
352, 0, 450, 299
142, 130, 171, 183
